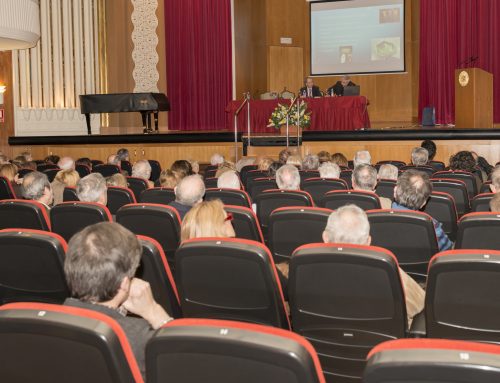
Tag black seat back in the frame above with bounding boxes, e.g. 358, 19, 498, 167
107, 186, 136, 215
0, 176, 17, 200
93, 164, 121, 177
224, 205, 264, 243
0, 200, 51, 231
43, 168, 60, 182
375, 179, 396, 200
433, 171, 479, 198
240, 164, 259, 185
431, 178, 470, 216
299, 170, 320, 187
244, 170, 268, 189
139, 187, 176, 205
63, 186, 79, 202
148, 160, 161, 182
126, 177, 149, 201
302, 178, 348, 205
339, 169, 353, 188
400, 165, 435, 176
471, 193, 494, 212
423, 192, 458, 241
36, 163, 59, 172
204, 177, 219, 189
455, 212, 500, 250
205, 188, 252, 208
120, 160, 132, 176
320, 190, 381, 211
429, 160, 446, 171
376, 160, 406, 169
248, 178, 278, 199
75, 164, 91, 178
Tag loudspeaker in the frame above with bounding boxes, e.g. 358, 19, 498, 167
422, 107, 436, 126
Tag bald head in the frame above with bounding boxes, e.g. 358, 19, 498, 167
175, 175, 206, 206
276, 164, 300, 191
323, 205, 370, 245
394, 170, 432, 210
58, 156, 75, 171
352, 164, 377, 191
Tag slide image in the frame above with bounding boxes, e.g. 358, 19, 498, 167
339, 46, 353, 64
379, 8, 401, 24
371, 38, 400, 61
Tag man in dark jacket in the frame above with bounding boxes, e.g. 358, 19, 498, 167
327, 75, 356, 96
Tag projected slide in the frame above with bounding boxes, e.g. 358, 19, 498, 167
311, 0, 405, 75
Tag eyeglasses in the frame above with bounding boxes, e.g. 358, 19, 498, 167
224, 212, 233, 222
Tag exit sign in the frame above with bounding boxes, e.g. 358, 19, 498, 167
0, 109, 4, 123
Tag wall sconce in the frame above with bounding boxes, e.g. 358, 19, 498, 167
0, 85, 6, 105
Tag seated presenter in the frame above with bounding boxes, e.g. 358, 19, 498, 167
327, 75, 356, 97
299, 77, 322, 98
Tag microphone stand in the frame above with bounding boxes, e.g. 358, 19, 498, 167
234, 92, 249, 161
285, 95, 299, 148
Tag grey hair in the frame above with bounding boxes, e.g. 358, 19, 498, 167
491, 165, 500, 191
353, 150, 371, 168
217, 171, 241, 189
132, 160, 152, 180
210, 153, 225, 166
319, 162, 341, 179
57, 156, 75, 171
411, 147, 429, 166
175, 175, 206, 206
276, 164, 301, 191
302, 154, 320, 171
378, 164, 399, 181
116, 148, 129, 162
77, 173, 107, 203
22, 171, 50, 201
324, 205, 370, 245
395, 170, 432, 210
352, 164, 377, 191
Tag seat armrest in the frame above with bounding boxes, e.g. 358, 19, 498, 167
408, 310, 426, 338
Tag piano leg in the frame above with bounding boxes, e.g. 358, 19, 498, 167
85, 114, 91, 135
154, 111, 159, 132
141, 112, 147, 132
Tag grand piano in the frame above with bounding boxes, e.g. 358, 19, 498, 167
79, 93, 170, 135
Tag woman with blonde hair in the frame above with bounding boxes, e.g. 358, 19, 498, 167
0, 163, 22, 197
159, 169, 178, 188
286, 155, 302, 168
51, 169, 80, 205
257, 157, 274, 172
181, 199, 235, 241
215, 161, 237, 178
331, 152, 349, 168
106, 173, 128, 188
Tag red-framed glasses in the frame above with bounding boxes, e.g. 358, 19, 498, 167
224, 212, 233, 222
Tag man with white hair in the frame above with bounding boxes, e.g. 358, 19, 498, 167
210, 153, 225, 166
168, 175, 206, 220
276, 164, 301, 191
22, 171, 53, 210
353, 150, 371, 168
377, 164, 398, 181
490, 165, 500, 193
411, 147, 429, 167
323, 204, 424, 326
107, 154, 120, 166
132, 160, 154, 188
57, 156, 75, 171
217, 170, 241, 190
318, 162, 341, 179
302, 154, 320, 171
352, 164, 391, 209
76, 173, 107, 205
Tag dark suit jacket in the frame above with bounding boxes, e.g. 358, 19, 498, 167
299, 85, 322, 98
327, 81, 356, 96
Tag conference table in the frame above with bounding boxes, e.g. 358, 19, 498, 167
225, 96, 370, 133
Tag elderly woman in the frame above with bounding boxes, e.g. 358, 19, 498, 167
0, 163, 22, 197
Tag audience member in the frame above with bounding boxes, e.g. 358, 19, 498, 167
331, 152, 348, 168
20, 151, 33, 162
276, 164, 301, 191
180, 199, 235, 241
490, 165, 500, 193
13, 155, 27, 168
257, 157, 274, 172
353, 150, 371, 168
171, 160, 193, 180
187, 159, 199, 174
490, 192, 500, 212
76, 157, 92, 169
302, 154, 320, 171
393, 170, 453, 251
235, 157, 255, 172
317, 150, 331, 164
116, 148, 130, 162
23, 161, 37, 170
64, 222, 172, 379
278, 149, 293, 165
267, 161, 282, 177
352, 164, 391, 209
22, 171, 53, 210
57, 156, 75, 171
0, 154, 9, 165
323, 205, 425, 326
77, 173, 107, 205
378, 164, 398, 180
51, 170, 80, 205
107, 154, 120, 166
215, 161, 237, 178
168, 175, 205, 220
106, 173, 128, 188
159, 169, 178, 188
318, 162, 341, 179
421, 140, 437, 161
411, 147, 429, 167
286, 155, 302, 168
449, 151, 476, 173
217, 170, 241, 190
132, 160, 154, 188
0, 163, 22, 197
45, 155, 60, 165
210, 153, 225, 166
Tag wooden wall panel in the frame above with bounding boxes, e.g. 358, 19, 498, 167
269, 46, 303, 94
0, 52, 14, 157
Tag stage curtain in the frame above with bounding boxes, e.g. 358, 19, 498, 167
419, 0, 500, 124
165, 0, 232, 131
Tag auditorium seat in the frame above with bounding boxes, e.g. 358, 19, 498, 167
0, 200, 51, 231
224, 205, 264, 243
244, 170, 268, 189
302, 178, 348, 205
340, 169, 353, 188
148, 160, 161, 182
0, 229, 68, 304
268, 207, 332, 263
127, 176, 149, 200
299, 170, 320, 187
63, 186, 79, 202
423, 191, 458, 241
247, 177, 278, 199
43, 168, 60, 182
480, 180, 492, 194
431, 178, 470, 216
107, 186, 136, 215
146, 318, 325, 383
375, 179, 396, 200
428, 160, 446, 171
93, 164, 121, 177
367, 210, 439, 282
137, 236, 181, 318
120, 160, 132, 176
205, 188, 252, 208
139, 187, 176, 205
433, 170, 479, 198
204, 177, 219, 189
116, 203, 181, 269
75, 164, 91, 178
36, 163, 59, 172
254, 190, 314, 236
18, 168, 34, 178
455, 212, 500, 250
400, 165, 435, 176
320, 190, 381, 211
50, 202, 112, 242
175, 238, 290, 329
0, 176, 17, 200
471, 193, 494, 212
376, 160, 406, 169
289, 244, 406, 382
240, 164, 258, 185
0, 302, 144, 383
425, 249, 500, 342
364, 338, 500, 383
90, 159, 104, 169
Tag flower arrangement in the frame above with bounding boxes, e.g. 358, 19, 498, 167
267, 100, 311, 129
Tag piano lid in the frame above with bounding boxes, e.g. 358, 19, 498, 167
79, 93, 170, 114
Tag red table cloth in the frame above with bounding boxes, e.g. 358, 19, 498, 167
225, 96, 370, 133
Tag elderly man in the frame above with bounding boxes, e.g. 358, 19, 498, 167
353, 150, 371, 168
22, 171, 53, 210
411, 147, 429, 167
319, 162, 341, 179
64, 222, 172, 379
327, 75, 356, 97
57, 156, 75, 171
352, 164, 391, 209
489, 165, 500, 193
299, 77, 322, 98
377, 164, 399, 181
323, 204, 425, 326
132, 160, 154, 188
168, 174, 205, 220
210, 153, 225, 167
393, 170, 453, 251
116, 148, 130, 162
302, 154, 320, 171
107, 154, 120, 166
276, 164, 301, 191
217, 170, 241, 190
77, 173, 107, 205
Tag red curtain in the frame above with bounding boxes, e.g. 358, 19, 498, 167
419, 0, 500, 124
165, 0, 233, 131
